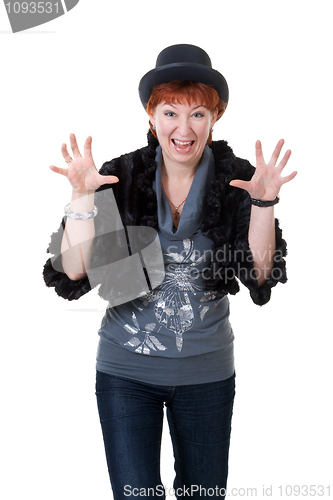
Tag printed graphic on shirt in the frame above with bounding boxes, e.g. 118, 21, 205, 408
123, 312, 167, 355
122, 238, 219, 354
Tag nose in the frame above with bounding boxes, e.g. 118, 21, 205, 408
177, 116, 191, 137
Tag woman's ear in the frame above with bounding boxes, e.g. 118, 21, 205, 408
148, 110, 157, 137
148, 111, 155, 128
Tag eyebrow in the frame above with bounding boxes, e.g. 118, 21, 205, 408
162, 102, 204, 110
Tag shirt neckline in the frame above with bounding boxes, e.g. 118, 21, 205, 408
153, 146, 215, 240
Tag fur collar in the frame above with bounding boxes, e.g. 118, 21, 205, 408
125, 130, 244, 230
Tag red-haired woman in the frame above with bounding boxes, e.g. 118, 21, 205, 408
44, 44, 296, 499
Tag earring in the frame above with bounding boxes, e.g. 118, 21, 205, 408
211, 128, 214, 133
152, 125, 156, 131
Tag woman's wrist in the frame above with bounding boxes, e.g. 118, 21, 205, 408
69, 190, 95, 213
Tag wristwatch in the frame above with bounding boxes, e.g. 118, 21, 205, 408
250, 196, 280, 207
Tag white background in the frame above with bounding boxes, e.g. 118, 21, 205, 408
1, 1, 332, 498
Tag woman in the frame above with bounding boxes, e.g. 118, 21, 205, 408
44, 44, 297, 498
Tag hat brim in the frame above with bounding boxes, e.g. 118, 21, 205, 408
139, 62, 229, 109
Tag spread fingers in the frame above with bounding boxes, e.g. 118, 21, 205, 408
49, 165, 69, 177
61, 143, 74, 164
69, 133, 82, 158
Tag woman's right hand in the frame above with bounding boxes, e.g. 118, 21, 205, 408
49, 133, 119, 194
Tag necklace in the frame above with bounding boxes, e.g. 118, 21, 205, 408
161, 181, 188, 223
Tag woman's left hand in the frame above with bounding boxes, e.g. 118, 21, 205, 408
229, 139, 297, 200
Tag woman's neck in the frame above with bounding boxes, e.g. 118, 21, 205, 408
161, 153, 199, 182
161, 156, 196, 229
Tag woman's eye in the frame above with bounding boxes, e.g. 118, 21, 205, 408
193, 112, 204, 118
165, 111, 176, 117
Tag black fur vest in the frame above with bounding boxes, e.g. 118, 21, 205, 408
43, 132, 287, 306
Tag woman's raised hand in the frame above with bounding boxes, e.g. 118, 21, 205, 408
229, 139, 297, 200
49, 133, 119, 194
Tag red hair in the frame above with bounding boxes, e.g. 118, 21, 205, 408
146, 81, 227, 145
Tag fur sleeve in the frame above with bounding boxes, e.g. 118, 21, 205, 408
230, 162, 287, 306
42, 155, 142, 302
42, 158, 120, 301
42, 218, 92, 300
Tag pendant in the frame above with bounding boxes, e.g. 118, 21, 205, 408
174, 209, 179, 221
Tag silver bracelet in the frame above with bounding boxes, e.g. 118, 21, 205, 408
64, 203, 98, 220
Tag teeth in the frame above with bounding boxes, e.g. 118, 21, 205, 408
174, 140, 192, 146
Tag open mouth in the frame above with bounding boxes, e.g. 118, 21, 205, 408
172, 139, 195, 153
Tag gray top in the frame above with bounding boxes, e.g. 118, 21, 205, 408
96, 146, 235, 385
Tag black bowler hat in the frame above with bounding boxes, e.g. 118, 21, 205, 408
139, 44, 229, 108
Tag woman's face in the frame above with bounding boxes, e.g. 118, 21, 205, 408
150, 101, 218, 171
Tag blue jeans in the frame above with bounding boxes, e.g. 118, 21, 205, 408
95, 370, 235, 499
